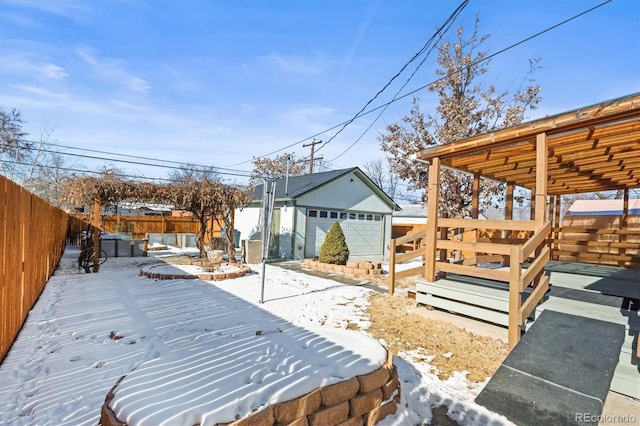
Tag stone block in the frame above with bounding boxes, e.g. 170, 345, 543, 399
288, 416, 310, 426
308, 401, 349, 426
358, 367, 389, 394
338, 416, 364, 426
333, 265, 345, 274
231, 406, 274, 426
273, 389, 321, 424
346, 261, 359, 269
381, 375, 400, 401
349, 388, 383, 418
343, 267, 355, 275
320, 377, 360, 407
365, 400, 397, 426
358, 262, 374, 269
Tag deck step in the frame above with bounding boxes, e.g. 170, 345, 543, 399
475, 310, 626, 425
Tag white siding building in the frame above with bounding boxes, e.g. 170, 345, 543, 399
234, 168, 399, 261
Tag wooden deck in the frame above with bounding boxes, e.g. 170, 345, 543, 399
415, 260, 639, 399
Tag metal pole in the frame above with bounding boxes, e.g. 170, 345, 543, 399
259, 180, 277, 304
260, 179, 268, 303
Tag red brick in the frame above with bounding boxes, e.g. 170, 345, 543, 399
320, 377, 360, 407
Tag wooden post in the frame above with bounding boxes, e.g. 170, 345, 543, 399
504, 182, 514, 267
424, 158, 441, 282
389, 239, 396, 295
505, 183, 514, 220
229, 207, 237, 263
439, 213, 448, 278
471, 172, 480, 219
532, 132, 549, 286
161, 215, 165, 245
535, 133, 548, 231
508, 245, 522, 350
619, 189, 629, 267
553, 195, 561, 260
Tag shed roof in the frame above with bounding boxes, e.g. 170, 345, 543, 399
416, 93, 640, 196
252, 167, 399, 210
566, 199, 640, 216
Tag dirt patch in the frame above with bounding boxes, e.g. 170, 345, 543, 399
361, 293, 508, 382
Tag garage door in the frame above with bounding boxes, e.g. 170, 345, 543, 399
305, 209, 383, 258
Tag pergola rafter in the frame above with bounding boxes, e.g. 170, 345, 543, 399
412, 93, 640, 349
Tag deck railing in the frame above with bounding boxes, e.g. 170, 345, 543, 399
388, 219, 551, 348
553, 226, 640, 267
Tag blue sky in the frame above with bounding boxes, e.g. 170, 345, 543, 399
1, 0, 638, 183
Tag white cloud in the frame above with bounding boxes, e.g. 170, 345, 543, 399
76, 47, 151, 93
262, 51, 325, 75
1, 52, 68, 80
3, 0, 93, 24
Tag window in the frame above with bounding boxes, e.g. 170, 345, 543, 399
358, 214, 365, 220
366, 214, 373, 221
349, 213, 356, 220
309, 210, 318, 217
340, 212, 348, 219
319, 211, 328, 218
330, 212, 338, 219
374, 215, 381, 221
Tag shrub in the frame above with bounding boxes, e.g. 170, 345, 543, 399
318, 221, 350, 265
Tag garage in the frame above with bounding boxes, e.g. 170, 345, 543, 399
235, 167, 398, 261
305, 209, 383, 258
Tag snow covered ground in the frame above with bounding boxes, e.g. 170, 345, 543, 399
0, 246, 513, 426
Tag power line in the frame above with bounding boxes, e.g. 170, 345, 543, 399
0, 159, 173, 181
326, 0, 463, 162
18, 139, 254, 176
1, 142, 254, 179
228, 0, 613, 167
327, 0, 613, 162
316, 0, 469, 157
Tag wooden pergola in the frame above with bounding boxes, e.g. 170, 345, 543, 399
414, 92, 640, 349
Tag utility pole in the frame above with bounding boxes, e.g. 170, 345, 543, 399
302, 139, 322, 174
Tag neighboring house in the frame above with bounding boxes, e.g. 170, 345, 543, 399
114, 202, 173, 216
392, 204, 427, 239
563, 199, 640, 228
234, 167, 399, 261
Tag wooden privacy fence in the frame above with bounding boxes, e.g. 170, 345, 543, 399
68, 214, 222, 243
1, 176, 68, 363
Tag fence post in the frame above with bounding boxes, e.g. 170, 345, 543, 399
388, 239, 396, 295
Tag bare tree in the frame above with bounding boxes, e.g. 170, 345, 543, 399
250, 153, 306, 185
0, 107, 32, 179
362, 158, 399, 201
380, 16, 541, 217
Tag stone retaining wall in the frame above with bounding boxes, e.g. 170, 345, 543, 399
303, 259, 383, 278
100, 352, 400, 426
139, 263, 252, 281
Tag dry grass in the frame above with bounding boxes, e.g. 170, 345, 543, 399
362, 293, 508, 382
